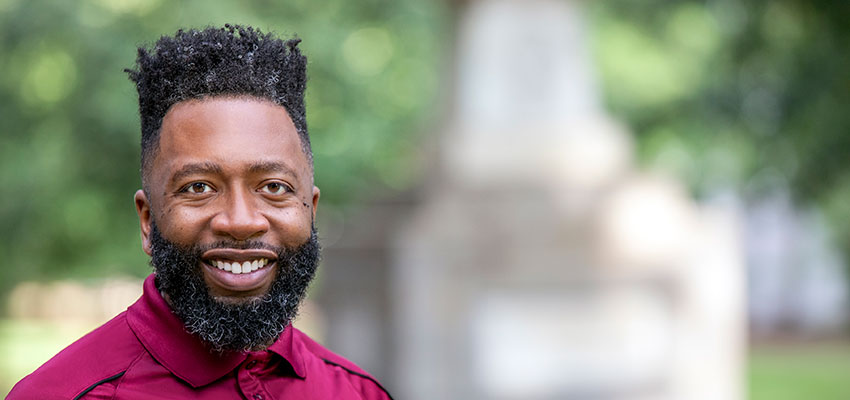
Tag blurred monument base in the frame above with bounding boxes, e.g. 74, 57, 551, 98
319, 0, 745, 399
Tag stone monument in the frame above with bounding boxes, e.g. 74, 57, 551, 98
320, 1, 745, 399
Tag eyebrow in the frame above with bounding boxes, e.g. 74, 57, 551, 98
247, 161, 297, 176
169, 162, 223, 186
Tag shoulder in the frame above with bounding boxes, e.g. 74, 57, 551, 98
7, 311, 145, 400
292, 328, 394, 400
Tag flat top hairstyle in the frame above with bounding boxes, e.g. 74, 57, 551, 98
125, 24, 310, 189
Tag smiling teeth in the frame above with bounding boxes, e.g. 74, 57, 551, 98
213, 259, 269, 274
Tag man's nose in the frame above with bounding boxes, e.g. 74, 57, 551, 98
210, 188, 269, 241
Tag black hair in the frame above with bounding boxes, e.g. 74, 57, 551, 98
125, 24, 309, 188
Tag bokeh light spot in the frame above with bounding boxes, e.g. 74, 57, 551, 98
342, 27, 394, 77
20, 50, 77, 106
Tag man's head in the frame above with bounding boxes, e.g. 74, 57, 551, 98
126, 24, 311, 190
126, 26, 320, 352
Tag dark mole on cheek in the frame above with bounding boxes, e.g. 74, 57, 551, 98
302, 202, 309, 207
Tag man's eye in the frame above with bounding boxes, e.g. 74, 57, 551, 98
184, 182, 213, 194
261, 182, 290, 194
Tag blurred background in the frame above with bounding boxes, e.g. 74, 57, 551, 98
1, 0, 849, 398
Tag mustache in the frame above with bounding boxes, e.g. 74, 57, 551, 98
195, 239, 283, 253
149, 218, 316, 256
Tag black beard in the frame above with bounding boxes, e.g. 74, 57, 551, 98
149, 223, 320, 353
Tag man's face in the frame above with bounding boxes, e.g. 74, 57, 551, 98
134, 96, 320, 302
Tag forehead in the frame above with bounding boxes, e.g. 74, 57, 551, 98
155, 96, 308, 176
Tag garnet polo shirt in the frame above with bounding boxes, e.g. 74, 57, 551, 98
8, 274, 392, 400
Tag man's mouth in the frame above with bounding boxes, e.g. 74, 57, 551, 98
200, 248, 279, 281
209, 258, 270, 274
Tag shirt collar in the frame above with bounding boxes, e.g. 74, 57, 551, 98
268, 324, 307, 379
127, 274, 306, 387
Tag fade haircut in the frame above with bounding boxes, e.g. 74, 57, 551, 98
125, 24, 310, 189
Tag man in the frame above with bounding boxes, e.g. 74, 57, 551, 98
9, 25, 391, 399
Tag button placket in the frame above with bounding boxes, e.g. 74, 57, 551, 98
237, 353, 276, 400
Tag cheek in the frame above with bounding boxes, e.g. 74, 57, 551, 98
268, 208, 313, 243
156, 207, 213, 242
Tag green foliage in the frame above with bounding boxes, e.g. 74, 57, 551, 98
589, 0, 850, 259
0, 1, 447, 288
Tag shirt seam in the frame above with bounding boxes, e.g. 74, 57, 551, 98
71, 371, 126, 400
69, 340, 145, 400
320, 358, 394, 400
107, 349, 148, 400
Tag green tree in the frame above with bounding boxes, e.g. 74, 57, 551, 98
589, 0, 850, 262
0, 0, 447, 295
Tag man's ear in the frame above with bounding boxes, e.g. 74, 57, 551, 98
134, 190, 153, 256
311, 186, 320, 220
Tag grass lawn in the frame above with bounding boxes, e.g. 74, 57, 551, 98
749, 342, 850, 400
0, 319, 97, 396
